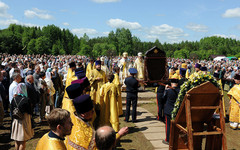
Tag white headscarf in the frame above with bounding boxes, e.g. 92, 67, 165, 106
45, 72, 51, 80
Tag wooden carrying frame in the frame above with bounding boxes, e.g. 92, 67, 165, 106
169, 81, 227, 150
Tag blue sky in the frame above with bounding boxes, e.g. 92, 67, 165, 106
0, 0, 240, 43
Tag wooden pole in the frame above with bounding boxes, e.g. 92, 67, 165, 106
185, 95, 194, 150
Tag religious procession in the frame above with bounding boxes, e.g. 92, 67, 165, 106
0, 47, 239, 150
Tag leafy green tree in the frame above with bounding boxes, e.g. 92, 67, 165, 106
42, 25, 62, 46
1, 24, 240, 57
72, 36, 80, 54
173, 49, 189, 58
132, 36, 143, 55
27, 39, 36, 54
52, 40, 63, 55
115, 28, 133, 55
92, 43, 102, 57
101, 43, 116, 56
0, 30, 22, 54
35, 36, 51, 54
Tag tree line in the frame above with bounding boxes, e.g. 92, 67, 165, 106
0, 24, 240, 59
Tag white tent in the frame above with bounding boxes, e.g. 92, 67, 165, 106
213, 56, 227, 61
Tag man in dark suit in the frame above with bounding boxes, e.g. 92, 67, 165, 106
0, 71, 6, 129
156, 84, 166, 122
163, 75, 180, 145
26, 75, 39, 114
1, 70, 9, 114
124, 68, 140, 123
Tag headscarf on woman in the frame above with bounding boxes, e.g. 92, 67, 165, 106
45, 71, 55, 96
16, 83, 28, 97
46, 68, 52, 73
45, 72, 51, 80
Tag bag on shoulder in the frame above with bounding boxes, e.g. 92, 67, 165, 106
12, 97, 24, 120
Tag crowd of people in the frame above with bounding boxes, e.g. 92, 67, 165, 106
157, 59, 240, 145
0, 52, 239, 149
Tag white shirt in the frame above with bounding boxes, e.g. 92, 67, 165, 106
9, 68, 14, 78
9, 81, 18, 103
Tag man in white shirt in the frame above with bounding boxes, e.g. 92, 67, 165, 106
9, 62, 17, 79
9, 73, 22, 104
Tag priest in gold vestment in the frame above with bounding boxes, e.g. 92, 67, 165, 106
62, 62, 77, 99
62, 65, 84, 116
36, 108, 73, 150
65, 95, 96, 150
89, 60, 107, 112
228, 74, 240, 130
65, 95, 129, 150
113, 67, 123, 116
189, 63, 202, 79
65, 62, 77, 89
86, 58, 95, 79
118, 52, 130, 85
62, 83, 83, 120
134, 52, 145, 90
99, 73, 119, 132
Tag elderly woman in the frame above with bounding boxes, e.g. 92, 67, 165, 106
10, 83, 34, 150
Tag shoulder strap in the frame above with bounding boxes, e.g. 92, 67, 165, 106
14, 97, 25, 108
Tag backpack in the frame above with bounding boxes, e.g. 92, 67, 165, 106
12, 97, 24, 120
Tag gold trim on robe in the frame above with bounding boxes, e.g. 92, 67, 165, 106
173, 70, 180, 80
65, 113, 96, 150
63, 68, 77, 99
113, 73, 123, 116
99, 82, 119, 132
228, 84, 240, 123
86, 63, 95, 79
169, 71, 174, 79
89, 69, 106, 107
36, 133, 67, 150
133, 58, 144, 80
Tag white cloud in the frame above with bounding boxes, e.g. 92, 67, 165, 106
144, 24, 188, 43
91, 0, 120, 3
0, 19, 18, 26
222, 7, 240, 18
63, 22, 69, 26
32, 8, 48, 13
72, 28, 98, 36
102, 31, 110, 36
0, 19, 39, 27
145, 35, 159, 39
107, 18, 141, 30
149, 24, 188, 38
0, 1, 13, 18
213, 34, 240, 40
24, 8, 54, 20
185, 23, 208, 32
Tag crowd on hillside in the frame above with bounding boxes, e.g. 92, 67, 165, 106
0, 53, 239, 149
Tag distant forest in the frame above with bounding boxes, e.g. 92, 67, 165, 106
0, 24, 240, 59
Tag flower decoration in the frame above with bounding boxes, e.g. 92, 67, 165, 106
171, 72, 221, 120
